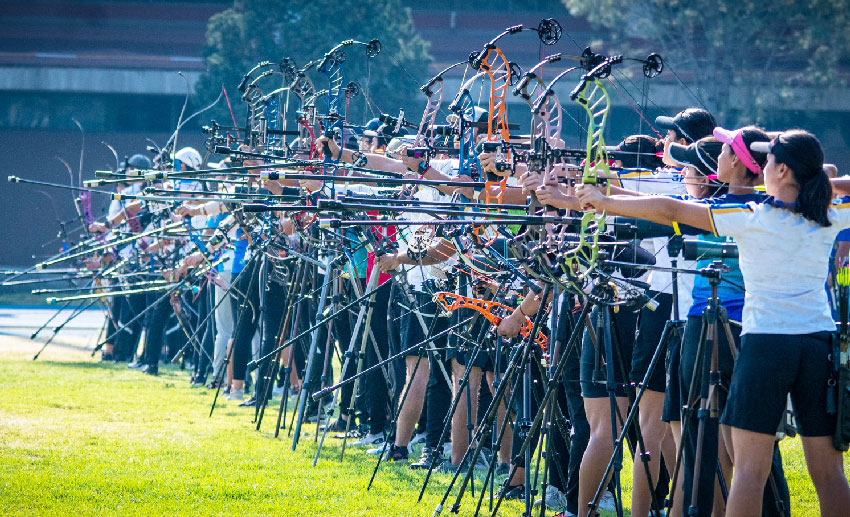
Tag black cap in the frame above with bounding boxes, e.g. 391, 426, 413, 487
606, 134, 663, 169
655, 108, 717, 143
668, 139, 723, 176
123, 153, 152, 170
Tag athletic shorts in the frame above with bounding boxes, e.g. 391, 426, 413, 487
630, 292, 673, 392
661, 324, 684, 423
580, 305, 639, 398
721, 332, 835, 437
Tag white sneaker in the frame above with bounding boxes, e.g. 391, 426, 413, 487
226, 388, 244, 401
599, 490, 616, 512
350, 432, 385, 447
533, 485, 567, 512
366, 446, 385, 455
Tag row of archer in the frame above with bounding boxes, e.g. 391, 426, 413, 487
8, 17, 850, 517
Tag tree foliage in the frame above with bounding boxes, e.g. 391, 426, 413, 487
195, 0, 433, 128
563, 0, 850, 125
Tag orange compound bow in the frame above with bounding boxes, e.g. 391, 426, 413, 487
434, 292, 548, 352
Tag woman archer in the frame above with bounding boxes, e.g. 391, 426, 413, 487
575, 129, 850, 517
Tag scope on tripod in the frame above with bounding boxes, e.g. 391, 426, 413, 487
682, 239, 738, 260
612, 217, 677, 240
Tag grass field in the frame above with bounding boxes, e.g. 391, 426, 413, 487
0, 334, 843, 515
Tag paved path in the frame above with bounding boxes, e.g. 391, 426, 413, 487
0, 305, 105, 338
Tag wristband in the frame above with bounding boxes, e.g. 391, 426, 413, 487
417, 160, 430, 176
517, 304, 528, 318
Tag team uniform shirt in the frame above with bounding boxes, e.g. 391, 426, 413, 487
679, 193, 765, 322
338, 182, 397, 285
396, 158, 459, 291
616, 168, 694, 316
708, 196, 850, 334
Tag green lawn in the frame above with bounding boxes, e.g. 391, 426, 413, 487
0, 335, 842, 515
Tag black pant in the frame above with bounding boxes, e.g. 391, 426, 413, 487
141, 291, 170, 367
556, 296, 588, 514
362, 280, 391, 434
254, 279, 288, 401
115, 292, 146, 360
231, 261, 261, 383
194, 284, 215, 380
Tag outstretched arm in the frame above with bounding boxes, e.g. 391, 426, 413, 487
576, 185, 713, 233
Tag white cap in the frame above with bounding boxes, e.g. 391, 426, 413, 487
174, 147, 202, 170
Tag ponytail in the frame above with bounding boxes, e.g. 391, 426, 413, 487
774, 130, 832, 227
796, 168, 832, 227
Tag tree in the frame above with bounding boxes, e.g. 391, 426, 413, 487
195, 0, 433, 130
562, 0, 850, 126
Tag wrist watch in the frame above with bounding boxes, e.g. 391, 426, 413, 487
417, 160, 430, 175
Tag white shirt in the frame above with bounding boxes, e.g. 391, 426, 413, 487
710, 199, 850, 334
396, 159, 458, 290
617, 168, 692, 314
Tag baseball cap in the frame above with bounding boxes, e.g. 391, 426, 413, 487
713, 127, 763, 174
655, 108, 717, 143
668, 138, 723, 176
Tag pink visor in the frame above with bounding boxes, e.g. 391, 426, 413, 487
713, 127, 762, 174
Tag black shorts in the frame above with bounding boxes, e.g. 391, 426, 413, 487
721, 332, 836, 437
630, 292, 673, 392
445, 309, 495, 370
397, 290, 442, 358
661, 326, 683, 423
580, 305, 639, 398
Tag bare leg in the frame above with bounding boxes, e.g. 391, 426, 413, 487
451, 359, 482, 465
631, 390, 667, 517
662, 428, 683, 517
725, 426, 775, 517
715, 429, 733, 515
395, 356, 430, 447
578, 396, 629, 517
801, 435, 850, 517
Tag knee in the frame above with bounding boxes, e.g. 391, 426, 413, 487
808, 462, 847, 489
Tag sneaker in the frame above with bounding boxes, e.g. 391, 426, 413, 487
598, 490, 616, 512
409, 446, 443, 470
366, 446, 386, 456
534, 485, 568, 512
499, 481, 525, 501
409, 431, 426, 445
127, 358, 144, 370
239, 396, 257, 407
100, 353, 114, 362
226, 388, 244, 401
334, 428, 363, 439
321, 418, 348, 433
437, 461, 466, 474
472, 447, 492, 470
384, 444, 409, 463
350, 432, 385, 447
206, 380, 221, 390
141, 364, 158, 376
333, 422, 366, 440
441, 441, 453, 457
190, 375, 207, 388
494, 462, 510, 479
